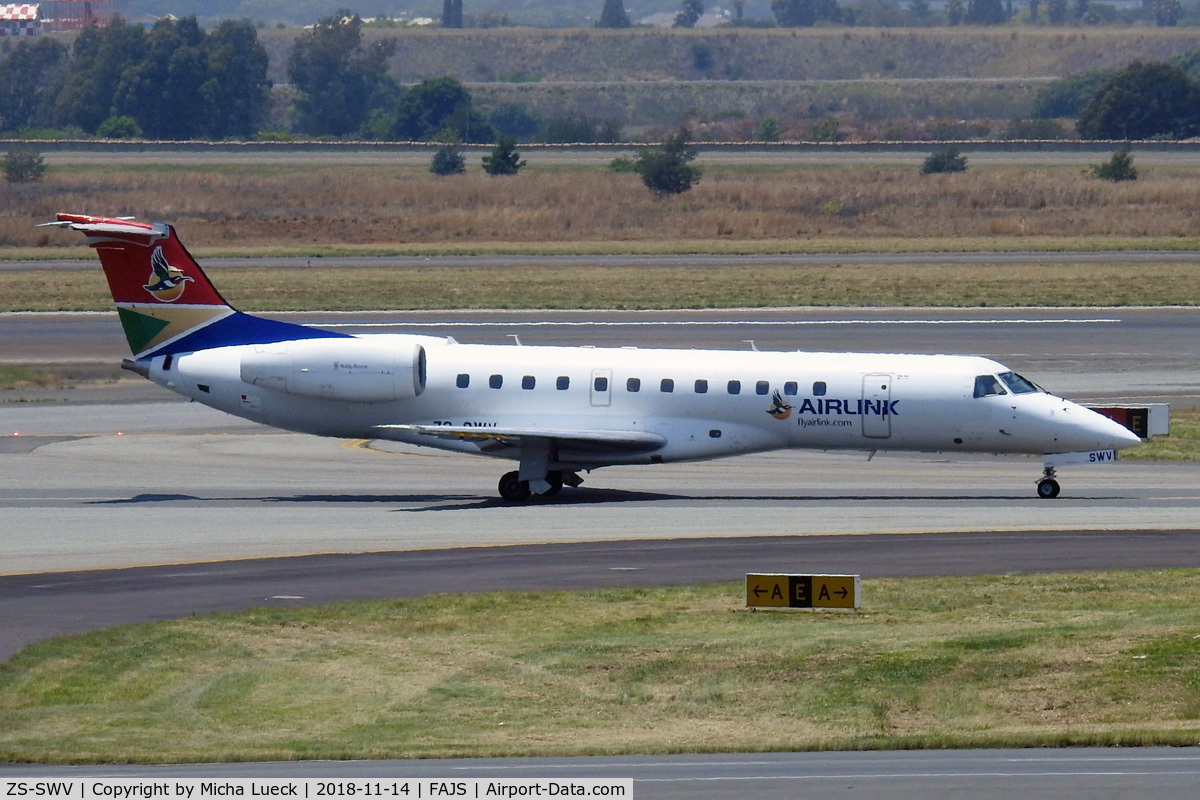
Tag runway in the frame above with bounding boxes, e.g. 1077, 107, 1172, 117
4, 306, 1198, 406
3, 306, 1199, 792
5, 748, 1200, 800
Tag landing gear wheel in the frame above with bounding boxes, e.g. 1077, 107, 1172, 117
498, 470, 531, 502
1037, 478, 1061, 499
544, 471, 565, 496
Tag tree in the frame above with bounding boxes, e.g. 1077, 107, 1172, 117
96, 115, 142, 138
635, 128, 702, 196
674, 0, 704, 27
288, 10, 397, 137
597, 0, 631, 27
1047, 0, 1068, 22
384, 77, 494, 143
966, 0, 1008, 23
1076, 61, 1200, 140
754, 116, 781, 142
430, 143, 466, 175
443, 0, 464, 28
1090, 145, 1138, 181
922, 147, 967, 175
1154, 0, 1182, 26
3, 149, 45, 183
110, 16, 207, 140
772, 0, 841, 25
200, 20, 273, 138
1028, 0, 1040, 21
810, 116, 841, 142
54, 18, 147, 134
946, 0, 965, 23
482, 135, 526, 176
0, 38, 67, 132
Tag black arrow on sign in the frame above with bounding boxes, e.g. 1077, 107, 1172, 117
835, 587, 848, 598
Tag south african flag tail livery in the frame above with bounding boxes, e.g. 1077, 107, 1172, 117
48, 213, 1142, 502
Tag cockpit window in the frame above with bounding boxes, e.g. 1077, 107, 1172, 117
973, 375, 1007, 398
998, 371, 1040, 395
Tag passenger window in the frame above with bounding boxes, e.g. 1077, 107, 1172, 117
784, 381, 797, 396
695, 379, 708, 394
490, 374, 503, 389
756, 380, 769, 395
557, 376, 570, 390
594, 376, 608, 392
660, 378, 674, 393
813, 381, 827, 396
973, 375, 1007, 398
627, 377, 641, 392
727, 380, 741, 395
522, 376, 535, 390
456, 373, 470, 389
998, 371, 1039, 395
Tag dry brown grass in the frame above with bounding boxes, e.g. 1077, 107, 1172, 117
5, 162, 1200, 252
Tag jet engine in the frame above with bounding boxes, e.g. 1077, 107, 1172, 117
240, 337, 426, 403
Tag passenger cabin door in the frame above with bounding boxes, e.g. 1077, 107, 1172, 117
590, 368, 613, 407
862, 374, 892, 439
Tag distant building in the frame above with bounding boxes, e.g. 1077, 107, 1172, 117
0, 4, 42, 36
40, 0, 125, 31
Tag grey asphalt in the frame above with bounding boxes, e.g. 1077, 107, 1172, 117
4, 306, 1196, 407
4, 747, 1200, 800
4, 529, 1200, 663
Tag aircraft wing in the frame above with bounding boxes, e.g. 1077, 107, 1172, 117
374, 424, 666, 454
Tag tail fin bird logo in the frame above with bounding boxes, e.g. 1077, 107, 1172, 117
143, 246, 193, 302
767, 389, 793, 420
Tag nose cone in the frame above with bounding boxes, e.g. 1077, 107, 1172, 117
1055, 402, 1144, 452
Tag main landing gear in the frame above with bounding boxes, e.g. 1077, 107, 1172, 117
1036, 465, 1061, 499
497, 470, 583, 502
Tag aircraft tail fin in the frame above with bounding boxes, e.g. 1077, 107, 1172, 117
46, 213, 344, 358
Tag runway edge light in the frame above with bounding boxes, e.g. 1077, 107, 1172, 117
746, 573, 861, 610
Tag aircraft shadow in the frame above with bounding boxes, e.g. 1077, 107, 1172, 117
89, 489, 1106, 509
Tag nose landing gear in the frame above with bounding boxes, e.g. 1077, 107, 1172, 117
1036, 465, 1061, 499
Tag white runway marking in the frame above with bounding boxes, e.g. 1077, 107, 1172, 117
317, 318, 1123, 328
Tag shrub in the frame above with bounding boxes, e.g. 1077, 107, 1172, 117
754, 116, 781, 142
482, 135, 525, 176
1001, 118, 1066, 140
430, 144, 466, 176
607, 156, 638, 173
1090, 145, 1137, 182
3, 148, 46, 183
922, 147, 967, 175
635, 128, 702, 196
810, 116, 842, 143
96, 115, 142, 139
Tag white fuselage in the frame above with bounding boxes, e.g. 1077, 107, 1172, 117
143, 333, 1139, 472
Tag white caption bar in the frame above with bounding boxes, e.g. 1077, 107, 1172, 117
3, 780, 632, 800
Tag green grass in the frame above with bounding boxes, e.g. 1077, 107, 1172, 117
2, 571, 1200, 763
1124, 408, 1200, 461
4, 260, 1200, 312
0, 365, 62, 390
7, 235, 1200, 262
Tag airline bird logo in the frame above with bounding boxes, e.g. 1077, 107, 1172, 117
766, 389, 793, 420
142, 246, 192, 302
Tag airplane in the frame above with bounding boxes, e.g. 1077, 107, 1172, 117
46, 212, 1143, 502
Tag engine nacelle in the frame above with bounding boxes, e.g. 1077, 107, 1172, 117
240, 337, 426, 403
